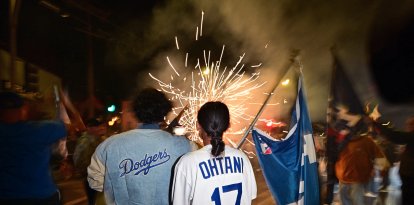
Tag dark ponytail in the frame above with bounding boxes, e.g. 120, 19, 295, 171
197, 101, 230, 157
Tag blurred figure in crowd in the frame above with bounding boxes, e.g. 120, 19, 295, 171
73, 117, 107, 205
171, 101, 257, 205
87, 87, 194, 205
373, 116, 414, 205
0, 91, 67, 205
335, 131, 388, 205
375, 134, 400, 190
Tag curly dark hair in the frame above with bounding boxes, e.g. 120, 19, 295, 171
132, 88, 173, 124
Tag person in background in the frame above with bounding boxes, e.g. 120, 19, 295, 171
73, 117, 107, 205
0, 91, 67, 205
375, 134, 400, 190
87, 87, 194, 205
171, 101, 257, 205
334, 131, 388, 205
373, 116, 414, 205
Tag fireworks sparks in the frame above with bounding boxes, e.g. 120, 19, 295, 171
258, 119, 287, 128
175, 36, 179, 50
150, 46, 265, 142
149, 13, 266, 143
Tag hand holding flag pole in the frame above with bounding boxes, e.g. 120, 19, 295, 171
52, 85, 69, 159
166, 104, 189, 134
251, 71, 320, 204
58, 86, 86, 132
53, 85, 61, 120
237, 49, 300, 149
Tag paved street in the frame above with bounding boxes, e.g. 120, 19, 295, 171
58, 178, 87, 205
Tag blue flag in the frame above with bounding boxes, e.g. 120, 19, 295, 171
252, 75, 320, 205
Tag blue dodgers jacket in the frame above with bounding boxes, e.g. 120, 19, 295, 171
88, 126, 192, 205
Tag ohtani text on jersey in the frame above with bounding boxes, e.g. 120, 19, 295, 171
199, 156, 244, 179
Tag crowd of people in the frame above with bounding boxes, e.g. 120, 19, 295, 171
1, 88, 414, 205
319, 113, 414, 205
0, 88, 258, 205
1, 0, 413, 204
1, 86, 412, 205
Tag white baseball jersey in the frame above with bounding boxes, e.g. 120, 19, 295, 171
172, 144, 257, 205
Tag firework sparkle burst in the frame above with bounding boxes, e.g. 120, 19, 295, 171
149, 12, 266, 143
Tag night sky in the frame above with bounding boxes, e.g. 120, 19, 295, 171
2, 0, 414, 128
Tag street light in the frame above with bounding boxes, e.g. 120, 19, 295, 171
281, 79, 290, 86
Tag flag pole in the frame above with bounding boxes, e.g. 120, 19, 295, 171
53, 85, 61, 120
237, 50, 300, 149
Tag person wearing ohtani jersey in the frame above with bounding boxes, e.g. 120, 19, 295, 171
171, 101, 257, 205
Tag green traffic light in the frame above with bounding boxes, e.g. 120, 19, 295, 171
107, 104, 116, 112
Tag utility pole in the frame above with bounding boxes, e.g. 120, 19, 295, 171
87, 14, 95, 118
9, 0, 21, 87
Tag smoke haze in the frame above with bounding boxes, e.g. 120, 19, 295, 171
106, 0, 414, 128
